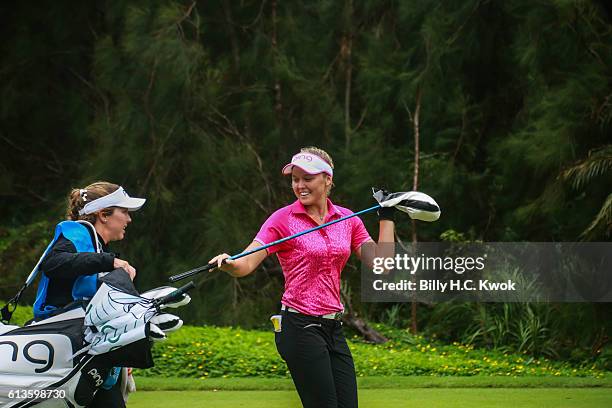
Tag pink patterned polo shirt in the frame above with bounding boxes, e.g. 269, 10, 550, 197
254, 198, 372, 316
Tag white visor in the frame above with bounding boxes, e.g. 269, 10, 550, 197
78, 187, 146, 215
282, 153, 333, 176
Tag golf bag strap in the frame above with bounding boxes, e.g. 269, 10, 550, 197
1, 221, 102, 323
0, 283, 27, 323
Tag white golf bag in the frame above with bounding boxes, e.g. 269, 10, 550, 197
0, 269, 191, 407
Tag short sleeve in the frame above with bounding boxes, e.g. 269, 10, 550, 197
254, 211, 285, 255
351, 216, 372, 253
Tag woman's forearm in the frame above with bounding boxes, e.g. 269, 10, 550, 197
220, 257, 253, 277
41, 238, 114, 279
215, 241, 268, 278
375, 220, 395, 259
358, 220, 396, 270
377, 220, 395, 243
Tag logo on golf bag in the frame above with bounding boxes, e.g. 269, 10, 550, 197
0, 339, 55, 373
87, 368, 104, 387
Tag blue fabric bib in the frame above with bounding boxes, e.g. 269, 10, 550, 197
33, 221, 99, 318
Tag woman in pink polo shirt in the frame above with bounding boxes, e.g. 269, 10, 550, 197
209, 146, 395, 408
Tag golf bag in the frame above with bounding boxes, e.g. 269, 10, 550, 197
0, 269, 191, 407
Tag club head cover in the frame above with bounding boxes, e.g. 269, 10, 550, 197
161, 294, 191, 309
372, 188, 441, 222
140, 286, 191, 309
147, 323, 167, 342
150, 313, 183, 333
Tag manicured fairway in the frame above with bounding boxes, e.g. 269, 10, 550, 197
134, 375, 612, 390
129, 388, 612, 408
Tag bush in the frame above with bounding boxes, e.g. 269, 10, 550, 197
135, 324, 609, 379
139, 326, 288, 379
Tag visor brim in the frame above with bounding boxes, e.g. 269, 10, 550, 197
281, 163, 331, 176
114, 197, 146, 211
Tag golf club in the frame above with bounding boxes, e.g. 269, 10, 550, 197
168, 204, 382, 282
169, 189, 441, 283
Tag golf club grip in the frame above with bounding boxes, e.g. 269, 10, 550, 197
155, 281, 196, 306
168, 261, 223, 282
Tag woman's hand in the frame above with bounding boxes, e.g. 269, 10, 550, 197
208, 242, 267, 278
114, 257, 137, 280
208, 253, 236, 274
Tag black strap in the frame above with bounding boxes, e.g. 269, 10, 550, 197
1, 283, 28, 324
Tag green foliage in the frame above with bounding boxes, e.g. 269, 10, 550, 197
562, 145, 612, 240
0, 222, 53, 302
139, 326, 288, 379
1, 0, 610, 351
136, 324, 608, 379
563, 146, 612, 191
415, 302, 611, 364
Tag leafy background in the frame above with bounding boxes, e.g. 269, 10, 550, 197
1, 1, 610, 365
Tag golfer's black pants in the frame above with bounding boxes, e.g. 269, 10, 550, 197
275, 310, 358, 408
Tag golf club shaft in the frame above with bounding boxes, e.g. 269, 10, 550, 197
168, 204, 381, 282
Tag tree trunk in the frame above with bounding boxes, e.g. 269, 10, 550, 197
271, 0, 282, 121
342, 314, 388, 344
410, 87, 422, 335
341, 282, 388, 344
343, 0, 353, 152
222, 0, 240, 72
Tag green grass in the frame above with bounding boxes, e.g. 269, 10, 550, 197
134, 375, 612, 391
131, 376, 612, 407
2, 303, 34, 327
128, 389, 612, 408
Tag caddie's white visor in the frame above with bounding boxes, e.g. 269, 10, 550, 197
78, 187, 146, 215
281, 153, 333, 177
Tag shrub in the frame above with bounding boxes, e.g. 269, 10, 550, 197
135, 324, 609, 379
